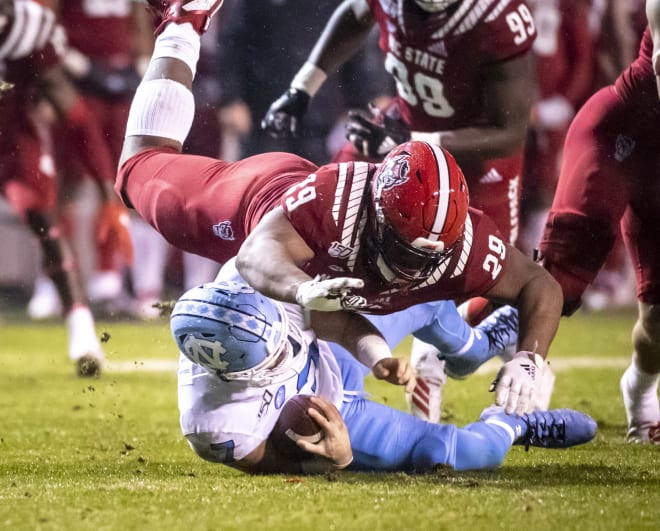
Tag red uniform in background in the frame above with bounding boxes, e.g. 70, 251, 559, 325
0, 5, 61, 215
519, 0, 596, 254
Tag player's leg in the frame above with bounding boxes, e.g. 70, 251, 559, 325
619, 195, 660, 443
622, 302, 660, 443
119, 0, 225, 166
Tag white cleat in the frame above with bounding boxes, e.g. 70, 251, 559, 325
620, 365, 660, 444
405, 338, 447, 424
27, 275, 62, 320
66, 305, 105, 377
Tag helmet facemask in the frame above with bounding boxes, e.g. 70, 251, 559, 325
414, 0, 461, 12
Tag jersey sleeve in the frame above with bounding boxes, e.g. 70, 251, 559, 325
478, 0, 537, 64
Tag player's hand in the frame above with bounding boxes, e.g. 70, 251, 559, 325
532, 359, 555, 411
372, 357, 416, 393
295, 276, 364, 312
95, 201, 133, 266
296, 396, 353, 469
489, 351, 545, 416
346, 103, 410, 158
261, 88, 310, 138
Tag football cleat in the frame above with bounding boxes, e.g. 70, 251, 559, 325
620, 365, 660, 444
406, 338, 447, 423
514, 409, 597, 450
147, 0, 225, 35
67, 305, 105, 378
477, 304, 519, 362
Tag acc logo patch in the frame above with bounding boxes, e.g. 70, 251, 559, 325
213, 221, 235, 240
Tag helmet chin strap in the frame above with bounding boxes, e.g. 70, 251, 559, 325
414, 0, 460, 13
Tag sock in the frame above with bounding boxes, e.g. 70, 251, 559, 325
453, 421, 515, 470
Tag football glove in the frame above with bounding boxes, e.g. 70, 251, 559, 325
261, 88, 310, 138
295, 276, 364, 312
95, 202, 134, 266
489, 351, 545, 416
346, 103, 410, 158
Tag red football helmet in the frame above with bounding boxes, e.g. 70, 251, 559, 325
366, 141, 469, 285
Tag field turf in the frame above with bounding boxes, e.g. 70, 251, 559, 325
1, 307, 658, 530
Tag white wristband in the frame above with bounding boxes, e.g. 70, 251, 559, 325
291, 61, 328, 97
356, 336, 391, 370
411, 131, 445, 147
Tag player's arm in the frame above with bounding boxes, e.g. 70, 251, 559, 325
310, 310, 415, 390
236, 207, 317, 304
648, 0, 660, 97
261, 0, 374, 137
413, 54, 535, 161
483, 244, 562, 359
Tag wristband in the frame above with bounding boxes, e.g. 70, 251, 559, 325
355, 335, 391, 369
291, 61, 327, 97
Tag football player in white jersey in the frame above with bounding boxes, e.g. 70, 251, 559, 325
174, 261, 597, 474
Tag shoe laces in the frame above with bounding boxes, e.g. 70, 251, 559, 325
482, 310, 518, 352
521, 413, 566, 450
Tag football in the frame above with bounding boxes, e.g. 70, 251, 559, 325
269, 394, 324, 460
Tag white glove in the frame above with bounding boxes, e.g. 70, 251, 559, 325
532, 359, 555, 411
295, 276, 364, 311
489, 351, 545, 416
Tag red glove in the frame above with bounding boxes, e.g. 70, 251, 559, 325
95, 202, 134, 267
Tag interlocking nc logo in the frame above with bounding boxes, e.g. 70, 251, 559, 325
213, 221, 235, 240
184, 336, 230, 371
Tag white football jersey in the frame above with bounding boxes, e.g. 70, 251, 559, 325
177, 264, 343, 463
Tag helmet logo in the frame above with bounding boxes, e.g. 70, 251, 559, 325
183, 336, 230, 372
374, 155, 410, 195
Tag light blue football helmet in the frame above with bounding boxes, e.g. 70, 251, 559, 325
170, 280, 296, 382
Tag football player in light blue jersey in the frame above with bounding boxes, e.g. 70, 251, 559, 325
174, 261, 597, 475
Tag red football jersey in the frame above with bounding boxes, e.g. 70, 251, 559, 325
281, 161, 507, 314
58, 0, 136, 62
366, 0, 536, 131
528, 0, 594, 105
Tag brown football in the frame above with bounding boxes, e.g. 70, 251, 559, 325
269, 394, 324, 460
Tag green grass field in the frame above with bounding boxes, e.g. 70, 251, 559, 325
1, 308, 658, 531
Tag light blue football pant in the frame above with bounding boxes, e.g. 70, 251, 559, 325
330, 301, 516, 472
334, 347, 516, 472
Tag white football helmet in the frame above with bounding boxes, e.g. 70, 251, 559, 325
414, 0, 461, 12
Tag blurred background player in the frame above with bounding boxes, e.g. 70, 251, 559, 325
0, 0, 132, 376
518, 0, 596, 257
173, 270, 597, 474
540, 0, 660, 444
261, 0, 539, 418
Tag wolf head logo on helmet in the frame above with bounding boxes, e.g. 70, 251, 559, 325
365, 140, 469, 286
170, 280, 303, 383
